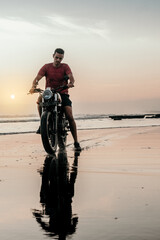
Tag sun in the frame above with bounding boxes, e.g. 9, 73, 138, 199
10, 94, 15, 99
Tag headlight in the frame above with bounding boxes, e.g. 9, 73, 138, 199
42, 88, 53, 100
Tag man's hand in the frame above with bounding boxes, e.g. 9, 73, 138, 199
29, 87, 36, 94
67, 82, 74, 88
29, 76, 41, 93
67, 73, 75, 88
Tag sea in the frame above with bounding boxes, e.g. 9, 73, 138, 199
0, 114, 160, 135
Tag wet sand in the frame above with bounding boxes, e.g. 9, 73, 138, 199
1, 126, 160, 239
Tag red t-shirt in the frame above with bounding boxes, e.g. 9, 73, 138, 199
38, 63, 72, 94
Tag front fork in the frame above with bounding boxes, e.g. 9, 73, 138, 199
41, 93, 59, 135
52, 94, 58, 135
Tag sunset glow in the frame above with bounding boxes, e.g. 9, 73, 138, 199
1, 1, 160, 115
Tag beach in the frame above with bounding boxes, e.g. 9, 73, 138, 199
1, 126, 160, 239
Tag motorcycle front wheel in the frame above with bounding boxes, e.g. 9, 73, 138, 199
41, 111, 58, 154
58, 113, 68, 149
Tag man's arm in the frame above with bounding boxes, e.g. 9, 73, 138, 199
67, 73, 75, 88
29, 74, 43, 94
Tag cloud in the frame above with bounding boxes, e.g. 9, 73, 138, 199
0, 17, 47, 36
47, 15, 110, 40
0, 15, 110, 41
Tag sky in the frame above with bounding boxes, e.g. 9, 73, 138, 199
1, 0, 160, 115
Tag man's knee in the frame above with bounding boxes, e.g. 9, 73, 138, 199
64, 106, 74, 121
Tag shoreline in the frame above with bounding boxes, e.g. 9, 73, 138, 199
1, 125, 160, 163
1, 126, 160, 239
0, 124, 160, 136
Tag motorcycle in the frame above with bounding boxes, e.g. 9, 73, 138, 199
29, 86, 69, 154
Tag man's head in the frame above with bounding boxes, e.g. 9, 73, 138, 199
53, 48, 64, 67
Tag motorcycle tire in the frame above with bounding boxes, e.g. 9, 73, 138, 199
41, 111, 58, 154
58, 114, 68, 149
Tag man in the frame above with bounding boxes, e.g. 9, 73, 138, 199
29, 48, 81, 151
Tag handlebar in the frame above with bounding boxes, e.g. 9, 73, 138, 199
56, 85, 69, 91
27, 85, 69, 95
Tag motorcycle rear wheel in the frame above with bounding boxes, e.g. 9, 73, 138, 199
41, 111, 58, 154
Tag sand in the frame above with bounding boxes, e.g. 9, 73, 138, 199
0, 126, 160, 240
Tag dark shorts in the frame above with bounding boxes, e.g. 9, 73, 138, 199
61, 94, 72, 107
37, 94, 72, 107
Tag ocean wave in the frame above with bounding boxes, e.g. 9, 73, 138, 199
0, 114, 109, 123
0, 119, 39, 123
0, 114, 160, 136
1, 113, 160, 123
0, 131, 36, 135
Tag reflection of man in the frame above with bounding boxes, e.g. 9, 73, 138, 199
32, 150, 79, 239
29, 48, 81, 151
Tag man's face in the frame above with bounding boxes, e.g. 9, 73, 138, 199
53, 52, 64, 67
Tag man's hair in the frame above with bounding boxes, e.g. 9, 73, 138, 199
53, 48, 64, 55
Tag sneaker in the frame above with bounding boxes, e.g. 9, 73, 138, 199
36, 126, 41, 134
74, 142, 81, 151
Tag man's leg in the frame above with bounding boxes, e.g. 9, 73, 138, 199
64, 106, 78, 143
37, 95, 42, 117
36, 95, 42, 133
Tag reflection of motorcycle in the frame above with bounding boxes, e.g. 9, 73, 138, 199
29, 86, 69, 154
32, 150, 80, 239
